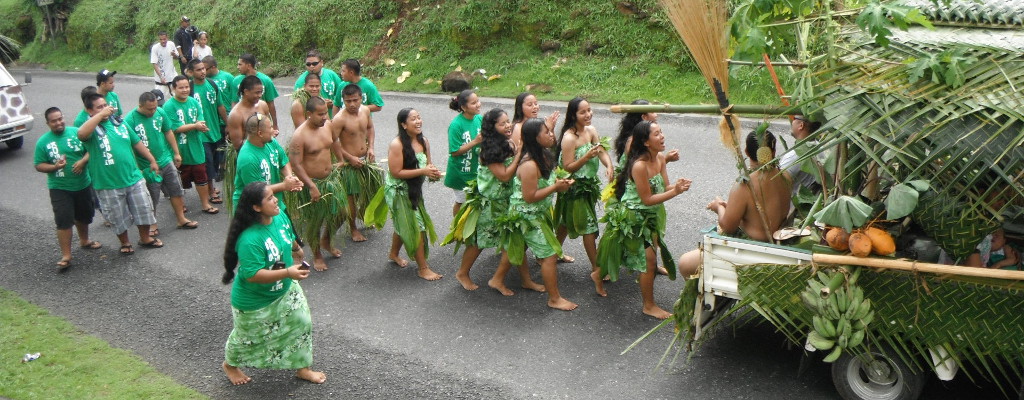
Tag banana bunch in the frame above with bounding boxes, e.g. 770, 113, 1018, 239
801, 269, 874, 363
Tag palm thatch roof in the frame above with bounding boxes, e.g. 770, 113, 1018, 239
902, 0, 1024, 27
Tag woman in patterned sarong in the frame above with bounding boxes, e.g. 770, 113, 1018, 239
220, 181, 326, 385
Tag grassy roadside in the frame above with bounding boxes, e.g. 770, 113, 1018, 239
0, 288, 207, 400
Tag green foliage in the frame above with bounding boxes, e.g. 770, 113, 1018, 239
855, 0, 932, 47
905, 47, 977, 88
813, 195, 873, 232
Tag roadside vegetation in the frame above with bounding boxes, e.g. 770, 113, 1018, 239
0, 0, 784, 105
0, 289, 207, 399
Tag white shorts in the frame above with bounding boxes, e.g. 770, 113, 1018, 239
451, 188, 467, 203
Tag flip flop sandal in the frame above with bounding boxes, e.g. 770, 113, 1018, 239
202, 207, 220, 214
56, 259, 72, 271
149, 228, 161, 237
138, 239, 164, 248
209, 195, 224, 204
177, 220, 199, 229
120, 244, 135, 255
80, 240, 102, 250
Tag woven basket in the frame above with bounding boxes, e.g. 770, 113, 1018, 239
911, 191, 1000, 260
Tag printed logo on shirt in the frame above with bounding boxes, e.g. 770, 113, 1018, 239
134, 124, 149, 147
45, 142, 64, 177
263, 237, 284, 292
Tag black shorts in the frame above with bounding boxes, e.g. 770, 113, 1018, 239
50, 187, 96, 229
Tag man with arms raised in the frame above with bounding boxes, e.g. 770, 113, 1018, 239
332, 84, 379, 242
678, 130, 792, 277
287, 97, 348, 271
78, 93, 164, 255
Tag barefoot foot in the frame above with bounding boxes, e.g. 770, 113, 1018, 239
456, 272, 479, 290
487, 279, 514, 296
351, 230, 367, 242
418, 267, 443, 281
295, 368, 327, 384
320, 240, 342, 258
520, 281, 546, 293
547, 297, 579, 311
313, 258, 329, 272
223, 362, 252, 385
389, 255, 409, 267
590, 270, 608, 297
643, 305, 672, 320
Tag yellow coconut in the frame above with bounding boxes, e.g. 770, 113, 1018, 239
865, 226, 896, 256
825, 228, 850, 251
848, 232, 873, 257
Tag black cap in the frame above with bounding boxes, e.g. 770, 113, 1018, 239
149, 89, 166, 106
182, 15, 190, 22
96, 69, 117, 85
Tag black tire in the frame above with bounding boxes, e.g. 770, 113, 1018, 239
831, 349, 927, 400
5, 136, 23, 149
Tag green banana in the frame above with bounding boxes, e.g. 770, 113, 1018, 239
822, 317, 837, 338
838, 333, 849, 348
854, 298, 871, 320
837, 289, 849, 313
823, 346, 843, 362
817, 271, 832, 287
853, 319, 866, 330
840, 317, 852, 339
802, 290, 822, 311
849, 287, 864, 311
827, 271, 846, 291
808, 330, 835, 351
828, 293, 841, 319
860, 310, 875, 326
812, 316, 827, 337
848, 329, 866, 348
844, 295, 861, 320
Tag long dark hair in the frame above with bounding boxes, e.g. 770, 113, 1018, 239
223, 181, 269, 284
521, 118, 554, 179
615, 99, 650, 158
614, 121, 654, 200
557, 97, 586, 151
397, 108, 427, 209
512, 92, 533, 124
480, 108, 513, 165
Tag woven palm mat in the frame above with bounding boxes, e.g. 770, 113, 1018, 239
732, 264, 1024, 388
912, 191, 1001, 260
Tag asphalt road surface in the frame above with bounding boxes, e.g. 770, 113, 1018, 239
0, 69, 1006, 399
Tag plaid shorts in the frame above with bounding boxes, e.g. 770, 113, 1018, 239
96, 180, 157, 235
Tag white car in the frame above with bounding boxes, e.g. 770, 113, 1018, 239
0, 62, 33, 149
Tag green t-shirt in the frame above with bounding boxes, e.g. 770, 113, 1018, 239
444, 114, 481, 190
81, 120, 144, 190
231, 72, 278, 104
163, 96, 206, 166
124, 107, 174, 168
192, 79, 227, 143
209, 70, 236, 113
33, 127, 92, 191
104, 91, 123, 118
294, 68, 344, 106
231, 212, 295, 311
354, 77, 383, 108
72, 109, 88, 128
232, 139, 290, 211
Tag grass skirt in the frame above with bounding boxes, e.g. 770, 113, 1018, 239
554, 176, 601, 238
364, 184, 437, 259
341, 163, 385, 223
224, 283, 313, 369
596, 203, 676, 281
283, 167, 349, 253
497, 206, 562, 265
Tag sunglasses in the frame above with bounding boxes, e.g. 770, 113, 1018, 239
305, 61, 320, 67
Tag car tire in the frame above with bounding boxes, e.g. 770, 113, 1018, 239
832, 348, 927, 400
5, 136, 24, 149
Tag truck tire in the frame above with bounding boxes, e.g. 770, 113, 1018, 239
831, 348, 926, 400
5, 136, 23, 149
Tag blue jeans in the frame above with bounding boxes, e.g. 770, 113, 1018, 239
203, 136, 226, 182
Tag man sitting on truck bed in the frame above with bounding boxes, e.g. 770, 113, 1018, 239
677, 129, 792, 277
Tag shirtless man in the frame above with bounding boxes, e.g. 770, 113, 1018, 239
677, 130, 792, 277
288, 97, 347, 271
223, 76, 271, 212
331, 84, 377, 242
290, 72, 330, 128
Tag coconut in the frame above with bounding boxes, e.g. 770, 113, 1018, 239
848, 232, 873, 257
865, 226, 896, 256
825, 228, 850, 251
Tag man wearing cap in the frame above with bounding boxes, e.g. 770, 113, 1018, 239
78, 92, 164, 255
96, 70, 123, 119
231, 53, 279, 130
174, 16, 198, 73
150, 31, 178, 97
34, 107, 102, 270
125, 90, 199, 235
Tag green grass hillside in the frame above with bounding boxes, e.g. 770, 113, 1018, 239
2, 0, 785, 104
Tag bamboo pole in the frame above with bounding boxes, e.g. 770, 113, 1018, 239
609, 104, 798, 115
728, 59, 808, 68
812, 253, 1024, 280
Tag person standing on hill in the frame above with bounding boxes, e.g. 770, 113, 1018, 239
294, 50, 343, 115
232, 54, 279, 131
340, 59, 384, 113
34, 107, 101, 270
96, 70, 123, 119
174, 16, 199, 73
192, 31, 213, 61
150, 31, 178, 97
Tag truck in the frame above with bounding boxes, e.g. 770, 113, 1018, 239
0, 63, 33, 150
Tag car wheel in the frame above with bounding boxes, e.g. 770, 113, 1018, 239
832, 348, 927, 400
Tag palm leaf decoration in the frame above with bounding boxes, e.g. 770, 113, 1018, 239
0, 34, 21, 64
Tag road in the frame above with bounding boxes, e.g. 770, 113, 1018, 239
0, 69, 1001, 399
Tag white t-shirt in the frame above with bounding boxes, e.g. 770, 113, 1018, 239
192, 45, 213, 61
150, 42, 178, 83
